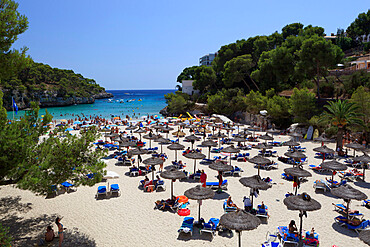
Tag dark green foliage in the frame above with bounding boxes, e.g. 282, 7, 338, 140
350, 86, 370, 131
192, 66, 217, 94
223, 54, 257, 91
177, 66, 198, 82
320, 99, 363, 149
244, 90, 267, 114
0, 223, 12, 247
164, 91, 190, 115
282, 23, 304, 39
17, 126, 107, 195
0, 90, 6, 125
0, 0, 28, 53
266, 95, 292, 127
336, 29, 358, 51
1, 61, 106, 98
341, 70, 370, 95
0, 95, 106, 194
364, 42, 370, 52
207, 88, 247, 116
296, 35, 344, 98
346, 10, 370, 39
289, 88, 317, 123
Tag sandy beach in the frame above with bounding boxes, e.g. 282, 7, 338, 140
0, 125, 368, 247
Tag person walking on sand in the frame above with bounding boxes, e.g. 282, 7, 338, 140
55, 217, 66, 247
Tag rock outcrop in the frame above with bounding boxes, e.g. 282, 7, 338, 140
1, 89, 113, 111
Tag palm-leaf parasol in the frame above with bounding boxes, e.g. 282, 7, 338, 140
167, 143, 185, 161
184, 152, 206, 174
160, 168, 186, 198
283, 193, 321, 247
331, 184, 368, 220
220, 210, 261, 247
239, 175, 271, 208
184, 185, 215, 222
247, 156, 271, 176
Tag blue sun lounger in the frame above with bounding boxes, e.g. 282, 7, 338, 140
335, 216, 370, 233
206, 180, 228, 190
277, 226, 299, 246
223, 200, 237, 212
96, 186, 107, 198
110, 184, 120, 196
178, 217, 194, 235
200, 218, 219, 237
61, 181, 75, 192
256, 205, 269, 219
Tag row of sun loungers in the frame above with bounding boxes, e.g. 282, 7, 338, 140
178, 217, 220, 238
96, 184, 121, 198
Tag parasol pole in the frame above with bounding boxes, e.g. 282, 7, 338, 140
238, 230, 241, 247
298, 211, 304, 247
208, 147, 211, 160
193, 159, 196, 174
171, 180, 174, 199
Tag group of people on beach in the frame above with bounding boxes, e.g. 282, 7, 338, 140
39, 217, 65, 246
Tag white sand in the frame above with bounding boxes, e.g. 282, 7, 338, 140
0, 126, 368, 246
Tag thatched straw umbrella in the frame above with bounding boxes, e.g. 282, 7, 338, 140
247, 156, 271, 176
184, 185, 215, 222
160, 125, 174, 138
185, 135, 201, 149
220, 210, 261, 247
284, 166, 312, 195
160, 168, 186, 198
283, 140, 300, 149
129, 148, 148, 166
253, 143, 273, 157
283, 193, 321, 247
345, 142, 365, 157
320, 160, 347, 186
313, 145, 335, 161
134, 128, 147, 141
143, 157, 164, 180
222, 146, 240, 166
284, 151, 307, 165
143, 133, 159, 148
331, 185, 368, 221
239, 175, 271, 208
201, 140, 217, 159
210, 160, 233, 191
314, 136, 332, 146
184, 152, 206, 174
167, 143, 185, 161
259, 134, 274, 143
353, 154, 370, 180
359, 230, 370, 246
154, 137, 171, 153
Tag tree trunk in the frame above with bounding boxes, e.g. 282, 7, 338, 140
316, 62, 321, 99
247, 74, 260, 91
241, 78, 251, 91
337, 127, 344, 150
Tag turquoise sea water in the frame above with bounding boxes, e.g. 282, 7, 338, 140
7, 89, 175, 120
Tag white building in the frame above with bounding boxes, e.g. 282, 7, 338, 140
181, 80, 199, 95
199, 53, 217, 66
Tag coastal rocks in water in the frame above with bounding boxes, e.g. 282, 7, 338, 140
159, 106, 168, 116
1, 89, 113, 110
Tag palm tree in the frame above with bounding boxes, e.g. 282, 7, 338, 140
320, 100, 363, 150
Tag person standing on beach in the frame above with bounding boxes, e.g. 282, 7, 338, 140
200, 170, 207, 187
55, 217, 66, 247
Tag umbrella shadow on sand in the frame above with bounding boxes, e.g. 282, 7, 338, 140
331, 222, 359, 238
213, 192, 230, 200
314, 190, 339, 199
177, 226, 214, 242
354, 181, 370, 189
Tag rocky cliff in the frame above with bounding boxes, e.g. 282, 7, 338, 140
2, 89, 113, 111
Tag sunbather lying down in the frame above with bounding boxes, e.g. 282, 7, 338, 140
332, 203, 359, 214
155, 196, 177, 210
337, 217, 364, 226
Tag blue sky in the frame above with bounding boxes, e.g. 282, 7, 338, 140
14, 0, 369, 90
